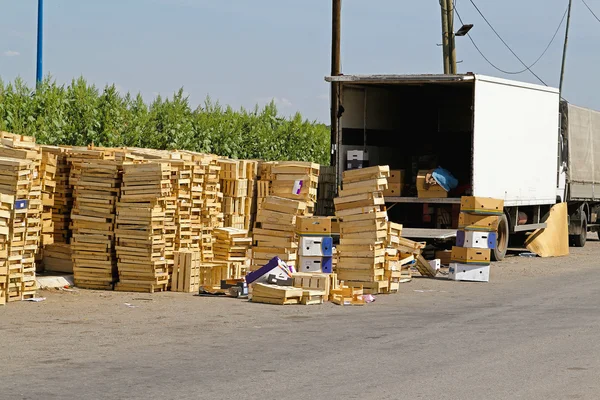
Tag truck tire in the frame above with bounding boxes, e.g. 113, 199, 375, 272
492, 214, 509, 261
571, 211, 587, 248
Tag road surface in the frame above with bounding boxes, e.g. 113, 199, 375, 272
2, 242, 600, 400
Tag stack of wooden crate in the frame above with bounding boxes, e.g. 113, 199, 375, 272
173, 160, 193, 251
0, 213, 6, 305
334, 166, 390, 294
71, 160, 121, 290
214, 227, 252, 264
194, 227, 253, 290
1, 194, 13, 304
200, 156, 223, 262
383, 222, 407, 291
251, 196, 306, 271
1, 158, 39, 301
245, 160, 259, 230
0, 193, 8, 305
450, 196, 504, 282
296, 216, 333, 274
256, 161, 274, 213
115, 162, 171, 293
190, 157, 204, 252
316, 165, 336, 216
36, 150, 58, 271
0, 133, 45, 302
41, 146, 72, 244
271, 161, 319, 215
68, 146, 114, 189
219, 159, 250, 230
40, 243, 72, 273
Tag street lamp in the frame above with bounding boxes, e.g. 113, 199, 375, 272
455, 24, 473, 37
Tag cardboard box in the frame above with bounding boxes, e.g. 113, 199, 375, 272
389, 170, 405, 184
456, 230, 497, 249
416, 170, 447, 198
331, 217, 340, 235
298, 236, 333, 257
458, 214, 499, 232
451, 246, 491, 265
448, 263, 490, 282
383, 183, 402, 197
297, 256, 333, 274
347, 150, 368, 170
418, 190, 448, 199
296, 216, 332, 235
460, 196, 504, 215
435, 250, 452, 265
416, 170, 446, 192
347, 150, 367, 161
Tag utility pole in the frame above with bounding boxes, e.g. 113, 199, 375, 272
331, 0, 342, 167
559, 0, 574, 96
447, 0, 457, 73
440, 0, 450, 74
36, 0, 44, 86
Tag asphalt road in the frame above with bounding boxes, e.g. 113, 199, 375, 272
2, 244, 600, 400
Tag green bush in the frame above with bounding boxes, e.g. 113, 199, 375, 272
0, 77, 330, 165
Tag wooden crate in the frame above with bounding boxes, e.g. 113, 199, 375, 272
251, 283, 303, 305
172, 251, 201, 293
199, 261, 245, 289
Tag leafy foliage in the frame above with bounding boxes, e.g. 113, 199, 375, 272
0, 77, 330, 164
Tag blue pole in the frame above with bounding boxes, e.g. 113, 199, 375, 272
36, 0, 43, 85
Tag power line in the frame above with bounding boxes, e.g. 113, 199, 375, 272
464, 0, 549, 85
581, 0, 600, 23
454, 2, 567, 80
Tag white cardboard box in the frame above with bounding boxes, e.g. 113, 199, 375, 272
429, 259, 441, 272
297, 256, 325, 273
456, 230, 496, 249
448, 263, 490, 282
298, 236, 333, 257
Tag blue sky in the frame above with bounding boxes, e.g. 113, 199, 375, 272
1, 0, 599, 122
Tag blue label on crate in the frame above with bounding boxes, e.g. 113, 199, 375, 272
321, 256, 333, 274
488, 232, 497, 249
15, 200, 28, 209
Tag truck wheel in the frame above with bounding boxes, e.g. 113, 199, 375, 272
492, 214, 509, 261
571, 212, 587, 248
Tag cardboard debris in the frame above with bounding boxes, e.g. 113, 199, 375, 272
525, 202, 569, 258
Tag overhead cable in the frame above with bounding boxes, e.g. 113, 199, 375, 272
454, 2, 567, 80
464, 0, 552, 85
581, 0, 600, 23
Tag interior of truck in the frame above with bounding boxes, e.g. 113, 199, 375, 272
338, 81, 475, 229
340, 81, 474, 193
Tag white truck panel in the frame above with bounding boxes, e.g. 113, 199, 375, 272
472, 76, 559, 206
566, 104, 600, 200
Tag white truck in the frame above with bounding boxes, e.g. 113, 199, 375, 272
325, 73, 600, 260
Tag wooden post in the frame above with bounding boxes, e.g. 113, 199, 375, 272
331, 0, 342, 168
447, 0, 457, 74
560, 0, 574, 95
440, 0, 450, 74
